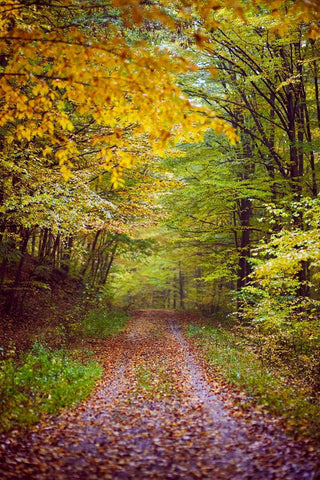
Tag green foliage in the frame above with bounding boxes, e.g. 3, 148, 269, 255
188, 325, 320, 439
0, 342, 102, 432
234, 199, 320, 394
249, 198, 320, 296
77, 307, 129, 339
0, 2, 319, 442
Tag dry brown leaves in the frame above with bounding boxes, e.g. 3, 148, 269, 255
0, 310, 319, 479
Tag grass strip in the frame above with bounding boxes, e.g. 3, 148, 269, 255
0, 342, 102, 432
0, 307, 129, 432
187, 325, 320, 440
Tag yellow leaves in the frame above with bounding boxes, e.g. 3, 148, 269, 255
0, 1, 21, 34
99, 148, 137, 187
110, 168, 125, 189
210, 119, 239, 145
206, 66, 217, 78
0, 0, 286, 189
158, 130, 172, 145
54, 143, 78, 180
117, 151, 134, 169
55, 149, 69, 164
194, 32, 211, 49
223, 125, 239, 146
197, 0, 221, 18
99, 147, 114, 166
42, 146, 52, 157
276, 75, 302, 92
58, 115, 74, 132
16, 125, 33, 142
312, 127, 320, 139
60, 165, 73, 181
112, 0, 176, 29
308, 24, 320, 40
32, 82, 49, 97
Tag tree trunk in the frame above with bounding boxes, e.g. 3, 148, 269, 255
178, 263, 185, 310
5, 229, 30, 314
236, 197, 252, 290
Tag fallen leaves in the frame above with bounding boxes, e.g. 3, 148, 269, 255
0, 310, 319, 479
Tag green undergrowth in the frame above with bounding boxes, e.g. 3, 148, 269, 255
187, 325, 320, 440
76, 307, 129, 339
0, 342, 103, 433
0, 307, 129, 433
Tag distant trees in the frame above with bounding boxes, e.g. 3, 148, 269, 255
112, 3, 320, 320
0, 0, 320, 318
0, 0, 218, 314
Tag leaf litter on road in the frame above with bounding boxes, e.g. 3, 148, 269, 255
0, 310, 319, 479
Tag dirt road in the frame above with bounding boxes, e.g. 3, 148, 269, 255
0, 310, 318, 479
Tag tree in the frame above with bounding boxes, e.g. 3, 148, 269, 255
110, 1, 320, 313
1, 0, 320, 316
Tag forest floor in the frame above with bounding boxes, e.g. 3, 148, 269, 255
0, 309, 319, 479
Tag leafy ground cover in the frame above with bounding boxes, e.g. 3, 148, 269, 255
187, 324, 320, 441
0, 307, 129, 433
0, 310, 318, 480
0, 343, 102, 433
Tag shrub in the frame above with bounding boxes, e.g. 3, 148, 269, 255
77, 307, 128, 338
188, 325, 320, 439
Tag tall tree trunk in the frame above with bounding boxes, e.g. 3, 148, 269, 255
38, 228, 49, 262
310, 40, 320, 130
173, 275, 177, 309
236, 129, 254, 291
61, 235, 73, 273
51, 234, 60, 269
102, 243, 118, 284
178, 262, 185, 310
5, 228, 30, 314
80, 230, 101, 277
236, 198, 252, 290
302, 86, 318, 197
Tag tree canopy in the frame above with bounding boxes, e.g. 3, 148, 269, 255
0, 0, 320, 342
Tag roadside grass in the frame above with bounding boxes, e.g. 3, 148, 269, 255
187, 325, 320, 440
76, 307, 129, 339
0, 307, 129, 433
0, 342, 102, 432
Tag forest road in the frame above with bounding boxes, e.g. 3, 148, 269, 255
0, 309, 319, 479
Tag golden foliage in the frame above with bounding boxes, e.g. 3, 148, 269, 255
0, 0, 318, 182
0, 1, 236, 183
